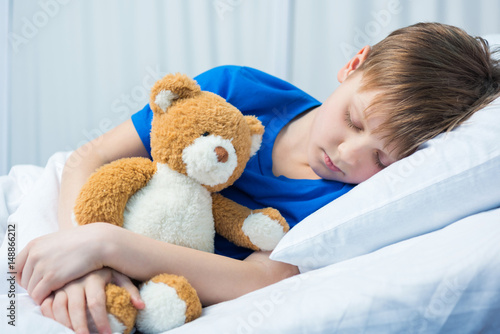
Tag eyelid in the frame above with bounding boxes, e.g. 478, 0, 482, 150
345, 109, 362, 131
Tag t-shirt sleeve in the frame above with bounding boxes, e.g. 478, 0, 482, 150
195, 65, 309, 116
131, 104, 153, 155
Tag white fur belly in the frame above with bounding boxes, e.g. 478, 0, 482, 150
123, 163, 215, 253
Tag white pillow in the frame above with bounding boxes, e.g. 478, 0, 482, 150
271, 90, 500, 272
171, 207, 500, 333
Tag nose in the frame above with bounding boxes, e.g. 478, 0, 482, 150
215, 146, 228, 163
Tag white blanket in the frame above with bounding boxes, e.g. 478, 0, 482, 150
1, 152, 499, 333
0, 152, 72, 334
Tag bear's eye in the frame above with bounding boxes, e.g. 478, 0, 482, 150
202, 132, 210, 137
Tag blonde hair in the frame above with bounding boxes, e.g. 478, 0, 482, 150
358, 22, 500, 159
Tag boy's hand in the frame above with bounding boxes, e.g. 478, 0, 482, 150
16, 223, 113, 304
40, 268, 144, 334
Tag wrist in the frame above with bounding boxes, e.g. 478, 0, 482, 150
57, 217, 75, 231
89, 223, 121, 269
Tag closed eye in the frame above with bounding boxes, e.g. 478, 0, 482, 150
344, 109, 362, 132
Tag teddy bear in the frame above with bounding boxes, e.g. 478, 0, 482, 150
72, 73, 290, 334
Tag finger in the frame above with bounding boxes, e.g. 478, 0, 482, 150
19, 253, 35, 291
26, 267, 45, 303
67, 285, 90, 334
112, 272, 145, 309
40, 294, 55, 320
18, 239, 42, 290
52, 290, 72, 330
15, 245, 29, 285
31, 275, 57, 306
85, 279, 111, 334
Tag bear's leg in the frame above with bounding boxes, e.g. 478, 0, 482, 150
212, 194, 289, 251
136, 274, 202, 333
102, 283, 137, 334
241, 207, 289, 251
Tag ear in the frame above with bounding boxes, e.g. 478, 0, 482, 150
244, 116, 264, 157
150, 73, 201, 113
337, 45, 371, 83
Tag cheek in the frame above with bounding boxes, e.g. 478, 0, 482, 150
312, 110, 343, 143
349, 165, 380, 184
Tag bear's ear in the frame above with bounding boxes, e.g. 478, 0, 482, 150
150, 73, 201, 113
245, 116, 264, 157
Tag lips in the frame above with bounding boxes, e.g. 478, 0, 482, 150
324, 152, 341, 173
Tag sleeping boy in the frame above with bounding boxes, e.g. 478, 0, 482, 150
17, 22, 500, 334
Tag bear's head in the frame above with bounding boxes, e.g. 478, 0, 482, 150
149, 73, 264, 192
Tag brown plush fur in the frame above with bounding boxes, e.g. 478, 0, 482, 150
150, 274, 202, 323
74, 73, 289, 333
74, 158, 157, 226
244, 115, 266, 137
150, 72, 201, 102
212, 193, 289, 250
105, 284, 138, 334
150, 89, 258, 193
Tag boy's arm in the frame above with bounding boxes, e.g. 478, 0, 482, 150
58, 119, 149, 230
102, 224, 299, 306
17, 223, 299, 306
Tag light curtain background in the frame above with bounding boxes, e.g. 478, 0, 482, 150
2, 0, 500, 175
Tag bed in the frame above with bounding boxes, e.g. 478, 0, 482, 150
1, 36, 500, 334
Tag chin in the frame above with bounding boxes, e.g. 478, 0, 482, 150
310, 156, 342, 181
315, 168, 343, 182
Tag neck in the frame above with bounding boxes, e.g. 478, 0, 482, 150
272, 107, 320, 179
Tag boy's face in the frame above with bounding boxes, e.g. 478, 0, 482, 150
308, 71, 398, 184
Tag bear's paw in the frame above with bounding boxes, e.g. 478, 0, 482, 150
242, 209, 288, 251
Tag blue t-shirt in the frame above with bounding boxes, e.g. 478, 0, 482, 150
132, 66, 354, 260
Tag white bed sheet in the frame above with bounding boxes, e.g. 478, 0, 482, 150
0, 152, 71, 334
1, 152, 499, 334
171, 207, 500, 334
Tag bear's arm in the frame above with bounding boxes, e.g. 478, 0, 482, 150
212, 193, 289, 252
73, 157, 157, 227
